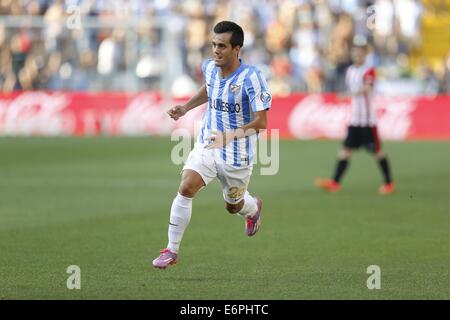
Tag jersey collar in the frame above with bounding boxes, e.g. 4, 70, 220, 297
219, 59, 244, 81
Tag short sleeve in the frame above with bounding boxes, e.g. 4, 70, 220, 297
244, 69, 272, 112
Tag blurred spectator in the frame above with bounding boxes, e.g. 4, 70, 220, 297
268, 52, 292, 96
97, 28, 125, 76
0, 0, 446, 95
395, 0, 423, 50
415, 58, 440, 95
436, 52, 450, 94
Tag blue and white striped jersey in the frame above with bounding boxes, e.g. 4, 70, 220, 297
198, 58, 271, 167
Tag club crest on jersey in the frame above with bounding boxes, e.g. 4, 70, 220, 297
230, 84, 241, 93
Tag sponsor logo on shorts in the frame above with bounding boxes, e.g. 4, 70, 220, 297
228, 186, 245, 199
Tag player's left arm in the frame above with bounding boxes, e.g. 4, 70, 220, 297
240, 110, 267, 132
227, 109, 268, 141
205, 110, 268, 149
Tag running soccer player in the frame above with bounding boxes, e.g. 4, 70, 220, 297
315, 38, 395, 195
153, 21, 271, 269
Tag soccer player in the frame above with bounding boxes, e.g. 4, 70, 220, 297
315, 38, 395, 195
152, 21, 271, 269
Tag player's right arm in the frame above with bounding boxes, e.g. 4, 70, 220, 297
167, 83, 208, 121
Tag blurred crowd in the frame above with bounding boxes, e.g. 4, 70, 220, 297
0, 0, 449, 95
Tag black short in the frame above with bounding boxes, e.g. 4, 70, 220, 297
343, 126, 381, 153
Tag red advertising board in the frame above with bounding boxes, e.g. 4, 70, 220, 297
0, 91, 449, 140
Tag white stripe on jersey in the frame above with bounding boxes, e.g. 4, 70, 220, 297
247, 71, 265, 162
249, 72, 262, 105
200, 61, 217, 143
234, 68, 251, 166
346, 64, 376, 127
219, 75, 237, 163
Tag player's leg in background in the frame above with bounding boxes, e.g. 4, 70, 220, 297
333, 147, 352, 184
374, 148, 395, 194
369, 127, 395, 194
316, 127, 356, 192
315, 146, 352, 192
166, 169, 205, 253
375, 149, 392, 182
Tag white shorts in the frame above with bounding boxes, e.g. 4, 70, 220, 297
182, 142, 253, 204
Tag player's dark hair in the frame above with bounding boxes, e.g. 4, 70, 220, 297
213, 21, 244, 48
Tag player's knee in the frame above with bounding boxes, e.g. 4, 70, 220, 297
338, 148, 351, 159
225, 202, 242, 214
375, 150, 384, 159
179, 182, 199, 198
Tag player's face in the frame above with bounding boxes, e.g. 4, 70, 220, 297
211, 32, 240, 67
351, 47, 366, 65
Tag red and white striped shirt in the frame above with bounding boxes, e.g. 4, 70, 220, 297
345, 64, 376, 127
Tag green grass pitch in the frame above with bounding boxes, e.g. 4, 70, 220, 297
0, 137, 449, 299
